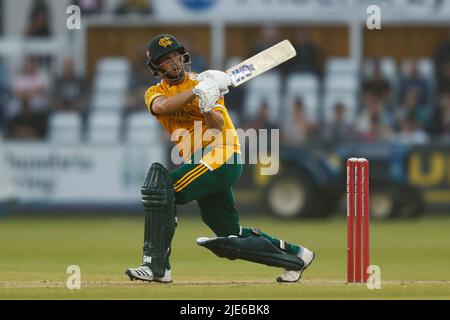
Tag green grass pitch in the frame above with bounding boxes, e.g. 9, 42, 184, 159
0, 215, 449, 299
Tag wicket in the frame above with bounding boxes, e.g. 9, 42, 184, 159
347, 158, 370, 283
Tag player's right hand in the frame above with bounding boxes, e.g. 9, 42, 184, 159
192, 78, 220, 114
197, 70, 231, 95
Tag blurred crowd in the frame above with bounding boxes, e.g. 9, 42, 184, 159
227, 27, 450, 147
1, 1, 450, 148
21, 0, 154, 38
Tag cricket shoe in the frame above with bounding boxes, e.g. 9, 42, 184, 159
276, 247, 315, 283
125, 265, 172, 283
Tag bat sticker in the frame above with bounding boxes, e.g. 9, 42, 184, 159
230, 64, 256, 84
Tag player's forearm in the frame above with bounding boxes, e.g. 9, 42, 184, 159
152, 90, 196, 115
203, 110, 224, 130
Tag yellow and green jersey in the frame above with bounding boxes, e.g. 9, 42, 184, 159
145, 73, 241, 170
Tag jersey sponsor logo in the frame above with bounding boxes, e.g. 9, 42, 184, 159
229, 64, 256, 84
159, 36, 174, 48
168, 110, 196, 118
179, 0, 217, 11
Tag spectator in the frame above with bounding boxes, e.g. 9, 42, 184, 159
283, 98, 315, 146
243, 101, 278, 151
360, 113, 394, 143
321, 102, 356, 144
73, 0, 103, 15
25, 0, 51, 37
392, 112, 430, 145
243, 101, 278, 131
0, 58, 9, 92
52, 57, 85, 112
224, 85, 245, 127
356, 91, 395, 141
434, 28, 450, 92
362, 60, 392, 104
115, 0, 152, 15
396, 88, 430, 131
6, 98, 48, 140
286, 28, 321, 76
0, 106, 4, 134
0, 58, 10, 133
224, 57, 245, 124
399, 60, 429, 106
10, 57, 50, 118
430, 91, 450, 136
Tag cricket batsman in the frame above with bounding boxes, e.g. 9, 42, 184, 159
126, 34, 315, 283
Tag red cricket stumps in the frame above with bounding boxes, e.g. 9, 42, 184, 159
362, 160, 370, 282
355, 160, 362, 282
347, 158, 370, 283
346, 159, 355, 283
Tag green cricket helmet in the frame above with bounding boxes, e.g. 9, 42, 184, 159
146, 34, 190, 77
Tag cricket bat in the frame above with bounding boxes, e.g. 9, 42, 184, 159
225, 39, 297, 88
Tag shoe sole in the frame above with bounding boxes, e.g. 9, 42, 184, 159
125, 269, 172, 284
276, 251, 316, 283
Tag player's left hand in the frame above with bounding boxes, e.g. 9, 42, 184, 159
197, 70, 231, 95
192, 78, 220, 114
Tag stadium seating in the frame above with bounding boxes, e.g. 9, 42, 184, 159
94, 75, 128, 94
284, 73, 320, 122
6, 51, 441, 146
243, 72, 282, 123
325, 58, 359, 77
363, 58, 398, 86
323, 58, 360, 124
401, 58, 435, 84
91, 57, 130, 112
48, 112, 83, 144
323, 92, 358, 124
92, 92, 125, 111
125, 111, 160, 144
324, 74, 359, 94
87, 112, 122, 144
96, 58, 130, 76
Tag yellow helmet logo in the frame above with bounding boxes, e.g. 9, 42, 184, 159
159, 36, 173, 48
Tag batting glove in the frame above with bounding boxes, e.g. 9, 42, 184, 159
192, 78, 220, 114
197, 70, 231, 95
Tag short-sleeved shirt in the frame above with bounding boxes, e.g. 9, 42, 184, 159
145, 73, 241, 170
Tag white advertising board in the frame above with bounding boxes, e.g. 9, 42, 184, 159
153, 0, 450, 22
3, 143, 166, 204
